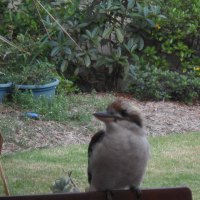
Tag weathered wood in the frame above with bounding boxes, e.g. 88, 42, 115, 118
0, 187, 192, 200
0, 133, 3, 155
0, 133, 11, 196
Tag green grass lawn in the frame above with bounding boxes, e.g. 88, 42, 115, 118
0, 132, 200, 200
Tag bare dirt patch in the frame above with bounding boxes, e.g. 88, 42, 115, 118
0, 95, 199, 154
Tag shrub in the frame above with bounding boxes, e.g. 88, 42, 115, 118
47, 0, 164, 90
144, 0, 200, 74
56, 75, 79, 95
0, 0, 78, 38
129, 0, 200, 103
1, 0, 199, 99
128, 66, 200, 103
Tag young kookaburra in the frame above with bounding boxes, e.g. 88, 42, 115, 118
87, 99, 150, 195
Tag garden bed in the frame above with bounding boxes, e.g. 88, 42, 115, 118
0, 94, 199, 154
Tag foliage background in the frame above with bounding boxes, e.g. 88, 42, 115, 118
0, 0, 199, 102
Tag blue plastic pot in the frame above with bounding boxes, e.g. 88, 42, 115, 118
15, 79, 59, 99
0, 82, 12, 103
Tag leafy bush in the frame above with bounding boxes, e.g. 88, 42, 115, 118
128, 66, 200, 103
56, 75, 79, 95
1, 0, 199, 102
0, 0, 84, 93
0, 0, 78, 38
128, 0, 200, 103
0, 33, 55, 84
144, 0, 200, 73
0, 0, 42, 36
47, 0, 164, 90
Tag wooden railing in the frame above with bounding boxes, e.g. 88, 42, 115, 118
0, 187, 192, 200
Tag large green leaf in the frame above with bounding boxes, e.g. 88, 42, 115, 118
128, 38, 134, 49
86, 30, 92, 38
115, 28, 124, 43
77, 22, 89, 28
107, 0, 113, 10
138, 37, 144, 50
115, 47, 122, 58
84, 55, 91, 67
128, 0, 135, 9
123, 44, 130, 52
60, 60, 68, 72
51, 46, 61, 57
63, 47, 71, 55
131, 44, 138, 52
92, 27, 99, 38
49, 41, 58, 47
146, 19, 155, 27
102, 26, 113, 39
143, 6, 149, 17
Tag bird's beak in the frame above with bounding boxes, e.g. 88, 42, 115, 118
93, 112, 117, 122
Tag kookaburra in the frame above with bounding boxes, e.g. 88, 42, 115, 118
87, 99, 150, 196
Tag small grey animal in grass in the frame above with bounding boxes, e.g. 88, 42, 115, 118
87, 99, 150, 199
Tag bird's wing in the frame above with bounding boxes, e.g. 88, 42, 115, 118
88, 130, 105, 184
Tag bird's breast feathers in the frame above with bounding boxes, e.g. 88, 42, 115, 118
91, 130, 149, 167
89, 131, 149, 190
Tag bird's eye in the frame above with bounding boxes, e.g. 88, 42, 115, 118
120, 109, 128, 117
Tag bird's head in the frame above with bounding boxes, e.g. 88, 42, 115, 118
93, 99, 143, 130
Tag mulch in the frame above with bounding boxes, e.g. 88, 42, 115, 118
0, 95, 199, 154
